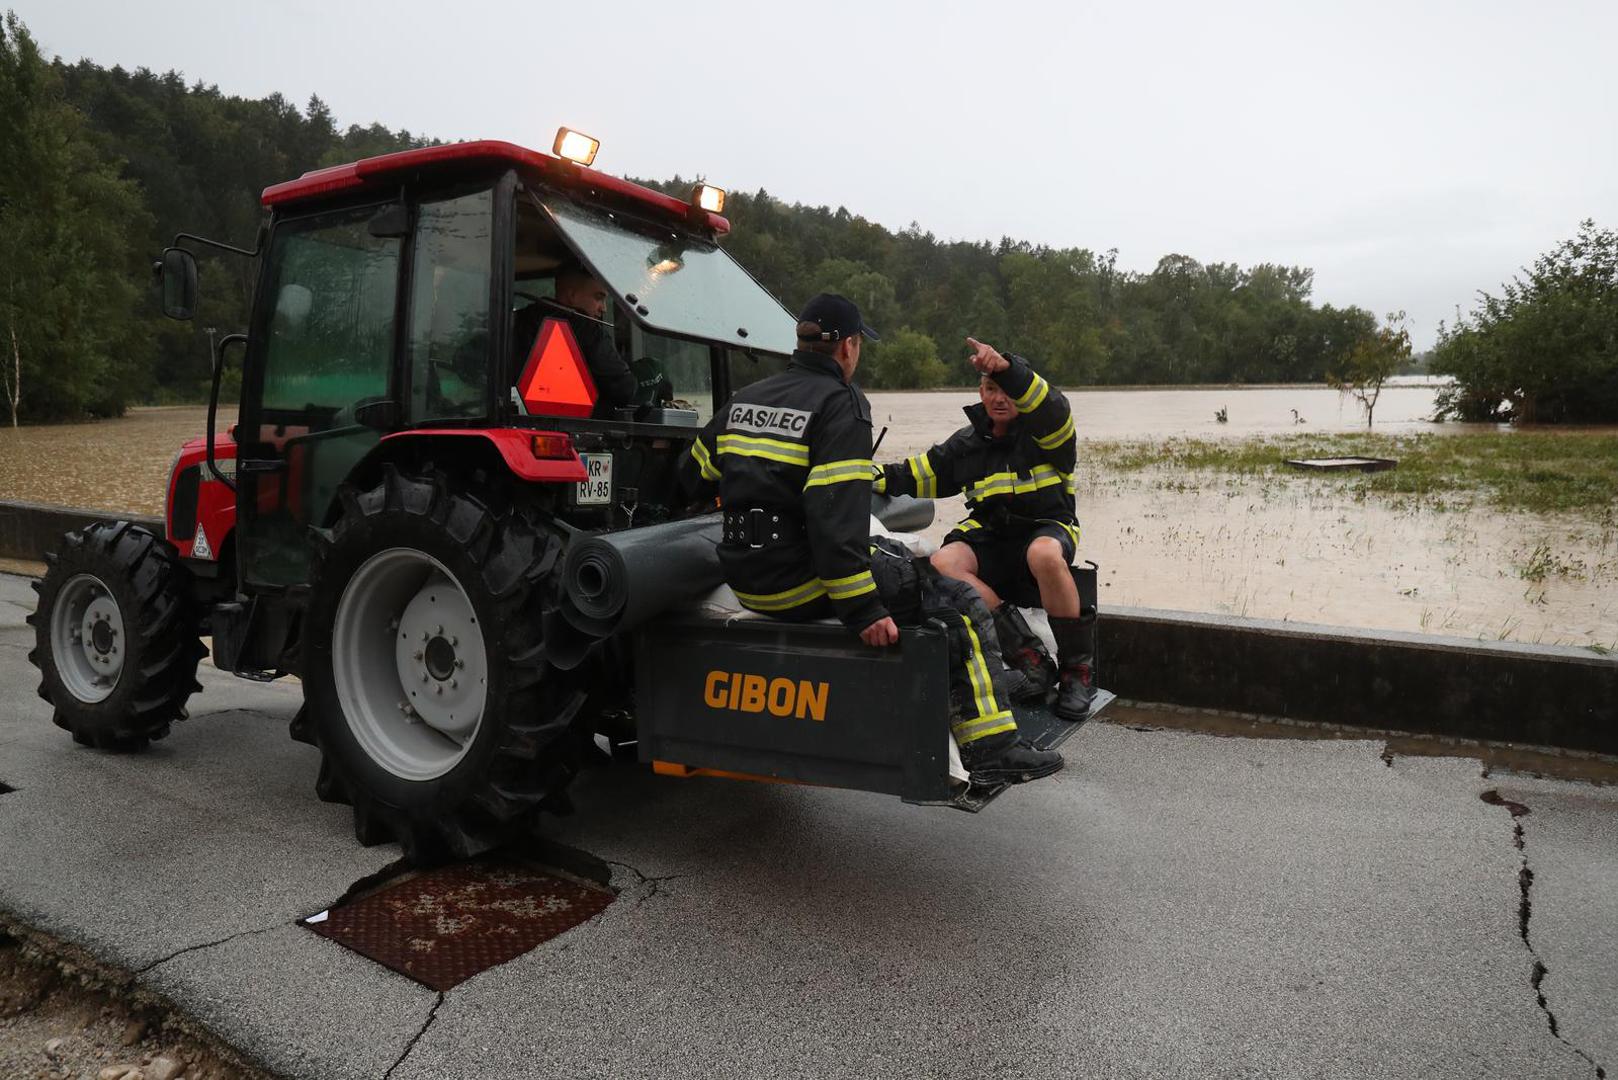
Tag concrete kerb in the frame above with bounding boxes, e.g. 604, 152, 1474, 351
0, 499, 162, 562
1106, 606, 1618, 757
3, 498, 1614, 758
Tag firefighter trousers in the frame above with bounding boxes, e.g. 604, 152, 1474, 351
757, 545, 1020, 748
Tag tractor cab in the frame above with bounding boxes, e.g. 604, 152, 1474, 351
209, 136, 796, 598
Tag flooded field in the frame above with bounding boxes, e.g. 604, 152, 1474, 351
0, 388, 1614, 648
878, 385, 1616, 649
872, 378, 1464, 444
0, 406, 237, 517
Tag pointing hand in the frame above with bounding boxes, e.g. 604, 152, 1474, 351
966, 337, 1008, 375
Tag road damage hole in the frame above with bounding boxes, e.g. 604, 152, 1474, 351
1480, 789, 1531, 818
1482, 786, 1527, 819
301, 855, 614, 991
0, 780, 14, 795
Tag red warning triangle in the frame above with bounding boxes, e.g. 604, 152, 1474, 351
518, 318, 598, 418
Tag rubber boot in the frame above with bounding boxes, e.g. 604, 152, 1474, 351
993, 604, 1057, 703
1049, 611, 1098, 723
960, 730, 1064, 785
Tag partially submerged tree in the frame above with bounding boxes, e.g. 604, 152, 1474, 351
1328, 311, 1410, 428
1431, 221, 1618, 424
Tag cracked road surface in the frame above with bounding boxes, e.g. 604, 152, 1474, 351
0, 571, 1614, 1079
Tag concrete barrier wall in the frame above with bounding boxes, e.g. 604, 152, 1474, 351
1106, 606, 1618, 757
0, 500, 162, 563
2, 498, 1613, 756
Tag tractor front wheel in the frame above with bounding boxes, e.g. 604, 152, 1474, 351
27, 521, 206, 750
299, 467, 586, 864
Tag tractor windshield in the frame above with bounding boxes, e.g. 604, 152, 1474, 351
541, 196, 796, 356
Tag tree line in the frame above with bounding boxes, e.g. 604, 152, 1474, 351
646, 181, 1384, 391
14, 12, 1607, 424
1, 12, 428, 423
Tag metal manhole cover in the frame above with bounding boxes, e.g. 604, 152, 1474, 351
303, 858, 615, 991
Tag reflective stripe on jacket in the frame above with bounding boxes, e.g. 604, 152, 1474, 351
680, 350, 889, 633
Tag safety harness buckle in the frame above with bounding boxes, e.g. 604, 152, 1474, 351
722, 507, 801, 549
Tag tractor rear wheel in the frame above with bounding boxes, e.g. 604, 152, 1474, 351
299, 467, 586, 864
27, 521, 207, 751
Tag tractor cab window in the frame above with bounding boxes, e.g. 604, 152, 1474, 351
243, 204, 401, 587
407, 189, 494, 422
539, 197, 796, 356
628, 327, 713, 420
511, 194, 623, 415
727, 348, 790, 398
260, 210, 396, 415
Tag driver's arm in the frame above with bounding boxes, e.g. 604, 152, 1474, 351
582, 326, 637, 408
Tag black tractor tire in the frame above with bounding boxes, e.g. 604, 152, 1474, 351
300, 466, 587, 865
26, 521, 207, 751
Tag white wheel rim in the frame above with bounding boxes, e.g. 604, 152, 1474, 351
332, 549, 489, 781
49, 573, 125, 704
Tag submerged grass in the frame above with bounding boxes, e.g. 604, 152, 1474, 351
1085, 431, 1618, 521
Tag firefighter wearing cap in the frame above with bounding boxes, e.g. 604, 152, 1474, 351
680, 294, 1063, 784
875, 337, 1097, 722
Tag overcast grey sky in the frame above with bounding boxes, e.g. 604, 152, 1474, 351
22, 0, 1618, 347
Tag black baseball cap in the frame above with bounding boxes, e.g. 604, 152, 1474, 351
797, 293, 881, 343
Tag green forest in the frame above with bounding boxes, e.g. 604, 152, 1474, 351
2, 12, 1612, 422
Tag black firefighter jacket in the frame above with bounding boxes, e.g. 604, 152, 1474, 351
876, 353, 1078, 542
681, 350, 889, 633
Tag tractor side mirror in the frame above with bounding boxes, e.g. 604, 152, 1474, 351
157, 247, 198, 321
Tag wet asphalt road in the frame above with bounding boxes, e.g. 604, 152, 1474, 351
0, 572, 1613, 1080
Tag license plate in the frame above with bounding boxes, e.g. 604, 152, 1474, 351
576, 453, 612, 505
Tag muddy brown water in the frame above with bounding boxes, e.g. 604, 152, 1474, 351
1, 388, 1613, 648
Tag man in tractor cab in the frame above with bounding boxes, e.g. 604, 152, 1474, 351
680, 294, 1064, 786
513, 262, 637, 417
874, 338, 1097, 723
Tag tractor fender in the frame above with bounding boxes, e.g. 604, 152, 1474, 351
360, 428, 589, 488
167, 434, 237, 567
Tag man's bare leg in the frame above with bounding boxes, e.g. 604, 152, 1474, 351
930, 541, 1002, 610
1026, 537, 1080, 618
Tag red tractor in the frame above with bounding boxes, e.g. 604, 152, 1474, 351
28, 131, 1101, 862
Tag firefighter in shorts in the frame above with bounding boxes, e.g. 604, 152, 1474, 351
875, 338, 1096, 722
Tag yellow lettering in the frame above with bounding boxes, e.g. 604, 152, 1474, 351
705, 670, 829, 721
796, 680, 829, 722
704, 671, 728, 708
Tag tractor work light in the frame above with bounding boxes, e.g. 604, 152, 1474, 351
692, 183, 725, 214
553, 127, 600, 166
